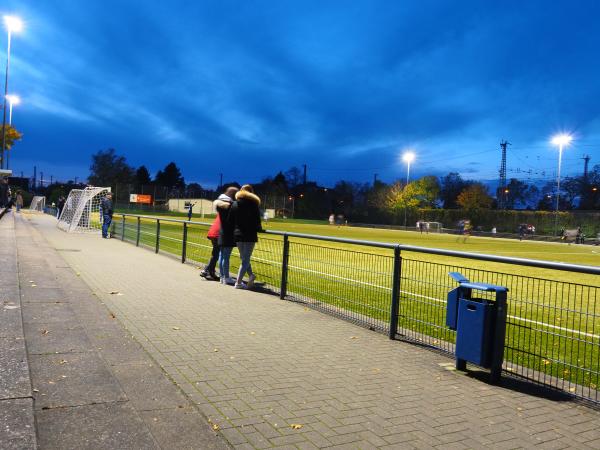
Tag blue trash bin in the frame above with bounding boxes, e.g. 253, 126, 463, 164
446, 273, 508, 383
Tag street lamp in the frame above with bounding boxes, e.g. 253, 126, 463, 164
551, 134, 572, 235
1, 15, 23, 170
6, 94, 19, 124
402, 151, 416, 229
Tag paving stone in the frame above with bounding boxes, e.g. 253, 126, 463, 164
35, 401, 159, 449
0, 398, 37, 450
0, 337, 31, 400
21, 301, 77, 324
24, 322, 93, 355
30, 351, 127, 409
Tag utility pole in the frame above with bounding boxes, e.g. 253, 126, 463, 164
499, 141, 510, 209
40, 171, 44, 188
74, 176, 78, 185
302, 164, 307, 187
33, 166, 36, 190
219, 173, 223, 190
50, 175, 53, 185
582, 155, 591, 180
374, 173, 378, 186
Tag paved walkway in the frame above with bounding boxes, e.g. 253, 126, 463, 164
17, 213, 600, 448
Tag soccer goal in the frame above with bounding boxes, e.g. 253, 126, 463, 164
423, 221, 443, 233
29, 196, 46, 212
57, 187, 111, 233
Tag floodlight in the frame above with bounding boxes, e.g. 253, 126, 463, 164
3, 16, 23, 33
402, 151, 415, 163
551, 134, 572, 146
6, 94, 20, 105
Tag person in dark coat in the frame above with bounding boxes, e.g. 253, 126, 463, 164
215, 187, 239, 285
229, 184, 263, 289
100, 193, 114, 238
0, 178, 9, 208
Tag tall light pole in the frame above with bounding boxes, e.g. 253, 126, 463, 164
402, 151, 416, 229
6, 94, 19, 125
551, 134, 572, 236
5, 94, 19, 169
1, 15, 23, 170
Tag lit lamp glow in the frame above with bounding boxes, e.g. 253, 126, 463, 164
402, 151, 416, 185
551, 134, 572, 235
5, 94, 19, 124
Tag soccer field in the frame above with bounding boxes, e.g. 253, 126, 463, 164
111, 214, 600, 397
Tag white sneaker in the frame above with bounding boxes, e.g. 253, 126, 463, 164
234, 282, 247, 289
247, 273, 256, 288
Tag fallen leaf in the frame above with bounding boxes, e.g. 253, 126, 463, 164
33, 389, 39, 393
250, 332, 255, 335
28, 280, 34, 283
290, 424, 303, 430
109, 313, 116, 319
109, 291, 123, 295
172, 326, 181, 331
58, 359, 68, 365
48, 381, 55, 385
61, 375, 67, 378
542, 359, 551, 365
76, 272, 81, 276
569, 387, 577, 392
213, 349, 219, 352
31, 284, 37, 287
153, 417, 158, 422
212, 424, 220, 431
41, 329, 49, 335
350, 336, 358, 340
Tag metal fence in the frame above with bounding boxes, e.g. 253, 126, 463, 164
111, 213, 600, 405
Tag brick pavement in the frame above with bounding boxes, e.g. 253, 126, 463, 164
24, 213, 600, 449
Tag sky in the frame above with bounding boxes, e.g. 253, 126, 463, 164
2, 0, 600, 188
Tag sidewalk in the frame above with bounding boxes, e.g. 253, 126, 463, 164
18, 213, 600, 448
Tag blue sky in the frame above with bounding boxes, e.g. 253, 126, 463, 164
3, 0, 600, 188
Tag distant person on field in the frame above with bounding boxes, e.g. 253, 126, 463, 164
100, 193, 114, 238
462, 220, 472, 243
215, 187, 239, 285
229, 184, 263, 289
187, 202, 196, 221
491, 226, 497, 235
200, 214, 221, 281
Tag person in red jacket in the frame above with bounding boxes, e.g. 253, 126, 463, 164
199, 214, 221, 280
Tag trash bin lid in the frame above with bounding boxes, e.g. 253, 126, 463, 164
459, 282, 508, 293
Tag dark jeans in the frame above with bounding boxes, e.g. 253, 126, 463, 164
206, 238, 219, 274
102, 214, 112, 237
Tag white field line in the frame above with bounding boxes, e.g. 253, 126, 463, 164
125, 233, 600, 340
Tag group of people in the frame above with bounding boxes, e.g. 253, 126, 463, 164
0, 179, 24, 211
200, 184, 263, 290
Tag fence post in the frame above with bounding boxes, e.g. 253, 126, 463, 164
121, 216, 125, 241
279, 234, 290, 299
155, 220, 160, 254
136, 217, 141, 247
389, 245, 402, 340
181, 222, 188, 263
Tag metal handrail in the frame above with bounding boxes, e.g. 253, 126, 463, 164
117, 213, 600, 275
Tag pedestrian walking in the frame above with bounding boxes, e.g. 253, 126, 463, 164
199, 214, 221, 281
15, 191, 23, 212
229, 184, 263, 289
57, 196, 65, 218
100, 193, 114, 238
215, 187, 239, 285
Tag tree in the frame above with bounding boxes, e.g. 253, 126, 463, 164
88, 148, 134, 187
135, 166, 152, 187
456, 183, 493, 210
155, 162, 185, 189
386, 176, 441, 210
1, 124, 22, 150
440, 172, 471, 208
502, 178, 539, 209
285, 167, 302, 188
185, 183, 203, 197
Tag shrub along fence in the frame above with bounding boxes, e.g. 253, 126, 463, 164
111, 213, 600, 405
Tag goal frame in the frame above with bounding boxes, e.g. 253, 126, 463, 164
29, 196, 46, 212
57, 186, 111, 233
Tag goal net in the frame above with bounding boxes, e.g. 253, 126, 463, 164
57, 187, 111, 233
422, 221, 443, 233
29, 196, 46, 212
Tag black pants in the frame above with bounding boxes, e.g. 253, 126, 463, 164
206, 238, 219, 274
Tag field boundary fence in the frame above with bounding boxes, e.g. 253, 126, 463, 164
111, 213, 600, 405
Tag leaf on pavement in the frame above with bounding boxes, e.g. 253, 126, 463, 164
172, 326, 181, 330
290, 424, 303, 430
41, 329, 49, 335
212, 424, 220, 431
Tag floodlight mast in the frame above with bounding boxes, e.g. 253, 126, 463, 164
402, 151, 416, 229
551, 134, 572, 236
1, 15, 23, 170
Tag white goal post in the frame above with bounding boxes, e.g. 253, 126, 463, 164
29, 196, 46, 212
57, 186, 111, 233
418, 221, 443, 233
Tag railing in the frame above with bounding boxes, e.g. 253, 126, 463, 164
111, 213, 600, 404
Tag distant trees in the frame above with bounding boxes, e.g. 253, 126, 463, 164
88, 148, 134, 187
155, 162, 185, 189
135, 166, 152, 187
503, 178, 539, 209
440, 172, 471, 208
457, 183, 493, 210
